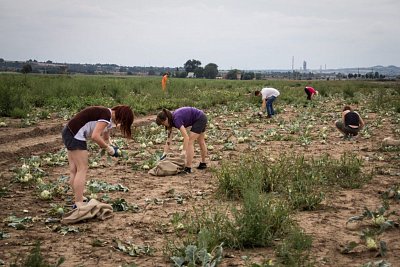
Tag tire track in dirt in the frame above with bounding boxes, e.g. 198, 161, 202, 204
0, 115, 156, 166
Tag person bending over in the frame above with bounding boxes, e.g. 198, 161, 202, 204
62, 105, 134, 208
304, 86, 318, 100
255, 87, 280, 118
156, 107, 208, 174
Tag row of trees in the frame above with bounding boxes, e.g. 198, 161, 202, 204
180, 59, 219, 79
346, 72, 385, 79
179, 60, 261, 80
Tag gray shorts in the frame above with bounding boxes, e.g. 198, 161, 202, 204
335, 121, 359, 136
191, 113, 207, 134
62, 126, 87, 150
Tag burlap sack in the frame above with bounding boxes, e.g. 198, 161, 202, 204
61, 199, 113, 224
382, 137, 400, 146
148, 156, 185, 176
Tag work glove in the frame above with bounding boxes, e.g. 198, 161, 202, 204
107, 145, 122, 157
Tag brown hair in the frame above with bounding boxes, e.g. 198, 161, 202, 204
343, 105, 353, 112
111, 105, 134, 138
254, 90, 261, 96
156, 108, 173, 130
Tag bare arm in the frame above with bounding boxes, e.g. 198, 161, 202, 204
163, 129, 173, 155
341, 110, 348, 123
102, 129, 111, 145
261, 98, 266, 112
91, 122, 110, 149
356, 112, 365, 129
178, 126, 189, 155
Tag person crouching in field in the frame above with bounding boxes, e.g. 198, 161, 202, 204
62, 105, 134, 209
156, 107, 208, 174
255, 87, 280, 118
304, 86, 318, 100
335, 105, 365, 139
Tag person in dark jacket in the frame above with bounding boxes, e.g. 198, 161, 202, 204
335, 105, 365, 138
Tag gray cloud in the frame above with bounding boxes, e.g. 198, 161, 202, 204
1, 0, 399, 69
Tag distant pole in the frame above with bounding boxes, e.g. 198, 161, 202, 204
292, 56, 294, 73
292, 56, 294, 80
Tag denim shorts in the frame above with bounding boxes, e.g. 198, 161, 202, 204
62, 126, 87, 150
191, 113, 208, 134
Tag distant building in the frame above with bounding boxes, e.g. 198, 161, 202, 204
187, 72, 195, 78
236, 71, 242, 80
303, 61, 307, 72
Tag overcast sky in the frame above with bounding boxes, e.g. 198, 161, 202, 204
1, 0, 399, 70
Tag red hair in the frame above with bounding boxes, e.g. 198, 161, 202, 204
343, 105, 353, 112
111, 105, 134, 138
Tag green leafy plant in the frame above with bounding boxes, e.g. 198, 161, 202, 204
4, 216, 33, 230
381, 185, 400, 201
0, 230, 10, 240
170, 243, 223, 267
114, 239, 154, 257
276, 227, 313, 266
86, 180, 129, 193
347, 206, 398, 233
10, 241, 65, 267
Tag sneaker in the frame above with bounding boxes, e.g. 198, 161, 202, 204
183, 167, 192, 174
197, 162, 207, 169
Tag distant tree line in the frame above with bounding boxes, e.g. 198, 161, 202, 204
0, 58, 396, 80
346, 72, 385, 79
171, 59, 219, 79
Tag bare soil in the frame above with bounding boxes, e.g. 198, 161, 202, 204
0, 104, 399, 267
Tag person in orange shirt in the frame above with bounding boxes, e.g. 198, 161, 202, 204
161, 72, 169, 92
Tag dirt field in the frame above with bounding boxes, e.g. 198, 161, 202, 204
0, 100, 399, 267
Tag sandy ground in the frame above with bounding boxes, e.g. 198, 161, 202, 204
0, 102, 399, 267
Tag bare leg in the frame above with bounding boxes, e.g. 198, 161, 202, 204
67, 151, 77, 193
198, 132, 207, 163
68, 150, 88, 208
186, 132, 200, 168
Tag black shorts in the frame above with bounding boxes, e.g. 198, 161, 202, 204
304, 88, 312, 99
191, 113, 207, 134
335, 121, 360, 136
62, 126, 87, 150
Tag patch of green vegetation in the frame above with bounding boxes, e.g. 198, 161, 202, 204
10, 241, 65, 267
216, 152, 370, 209
276, 227, 314, 266
1, 74, 398, 119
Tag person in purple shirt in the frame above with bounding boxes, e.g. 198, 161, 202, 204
156, 107, 208, 174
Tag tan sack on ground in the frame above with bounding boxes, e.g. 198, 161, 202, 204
148, 156, 185, 176
382, 137, 400, 146
61, 199, 113, 224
